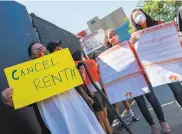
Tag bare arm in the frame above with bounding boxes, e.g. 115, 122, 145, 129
97, 63, 105, 90
77, 86, 94, 105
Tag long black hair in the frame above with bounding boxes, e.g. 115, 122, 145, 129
130, 8, 158, 32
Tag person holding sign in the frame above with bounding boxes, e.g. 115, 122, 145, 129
1, 42, 105, 134
105, 28, 169, 134
131, 10, 182, 109
129, 8, 171, 134
104, 29, 140, 123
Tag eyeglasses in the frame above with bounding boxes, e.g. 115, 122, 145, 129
31, 46, 46, 59
31, 46, 46, 55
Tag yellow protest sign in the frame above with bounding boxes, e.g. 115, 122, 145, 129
4, 48, 83, 109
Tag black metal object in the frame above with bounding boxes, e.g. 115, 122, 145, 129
77, 62, 133, 134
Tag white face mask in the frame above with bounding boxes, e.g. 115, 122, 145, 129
133, 13, 146, 25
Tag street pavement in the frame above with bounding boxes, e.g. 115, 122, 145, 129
111, 84, 182, 134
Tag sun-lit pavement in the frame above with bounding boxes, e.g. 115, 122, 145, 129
110, 84, 182, 134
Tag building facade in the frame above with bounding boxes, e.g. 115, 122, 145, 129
87, 7, 127, 32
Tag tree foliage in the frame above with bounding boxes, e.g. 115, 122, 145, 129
137, 0, 182, 22
124, 0, 182, 34
124, 17, 133, 34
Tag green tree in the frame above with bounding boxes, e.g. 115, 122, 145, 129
137, 0, 182, 22
124, 17, 133, 34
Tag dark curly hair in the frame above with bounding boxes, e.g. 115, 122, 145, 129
130, 8, 158, 32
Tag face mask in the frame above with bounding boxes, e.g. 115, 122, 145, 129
31, 50, 49, 59
133, 13, 146, 25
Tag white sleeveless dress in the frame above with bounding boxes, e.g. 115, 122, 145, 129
37, 88, 105, 134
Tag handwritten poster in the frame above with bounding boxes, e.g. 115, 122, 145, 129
134, 21, 182, 87
80, 29, 105, 54
97, 41, 150, 104
5, 48, 83, 109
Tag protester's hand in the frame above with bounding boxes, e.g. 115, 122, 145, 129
130, 31, 140, 45
130, 35, 137, 45
1, 88, 14, 107
87, 96, 94, 105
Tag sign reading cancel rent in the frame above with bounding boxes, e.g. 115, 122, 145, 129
5, 48, 83, 109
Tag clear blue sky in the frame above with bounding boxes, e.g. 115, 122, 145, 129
18, 1, 138, 34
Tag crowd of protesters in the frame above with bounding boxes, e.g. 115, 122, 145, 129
1, 7, 182, 134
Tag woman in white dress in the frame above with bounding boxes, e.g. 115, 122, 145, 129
1, 42, 105, 134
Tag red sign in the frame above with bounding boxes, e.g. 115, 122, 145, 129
77, 30, 86, 37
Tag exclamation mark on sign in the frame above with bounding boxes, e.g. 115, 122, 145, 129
72, 68, 76, 79
70, 68, 74, 79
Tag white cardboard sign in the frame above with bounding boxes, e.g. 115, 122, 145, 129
134, 21, 182, 87
80, 29, 105, 54
97, 41, 150, 104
